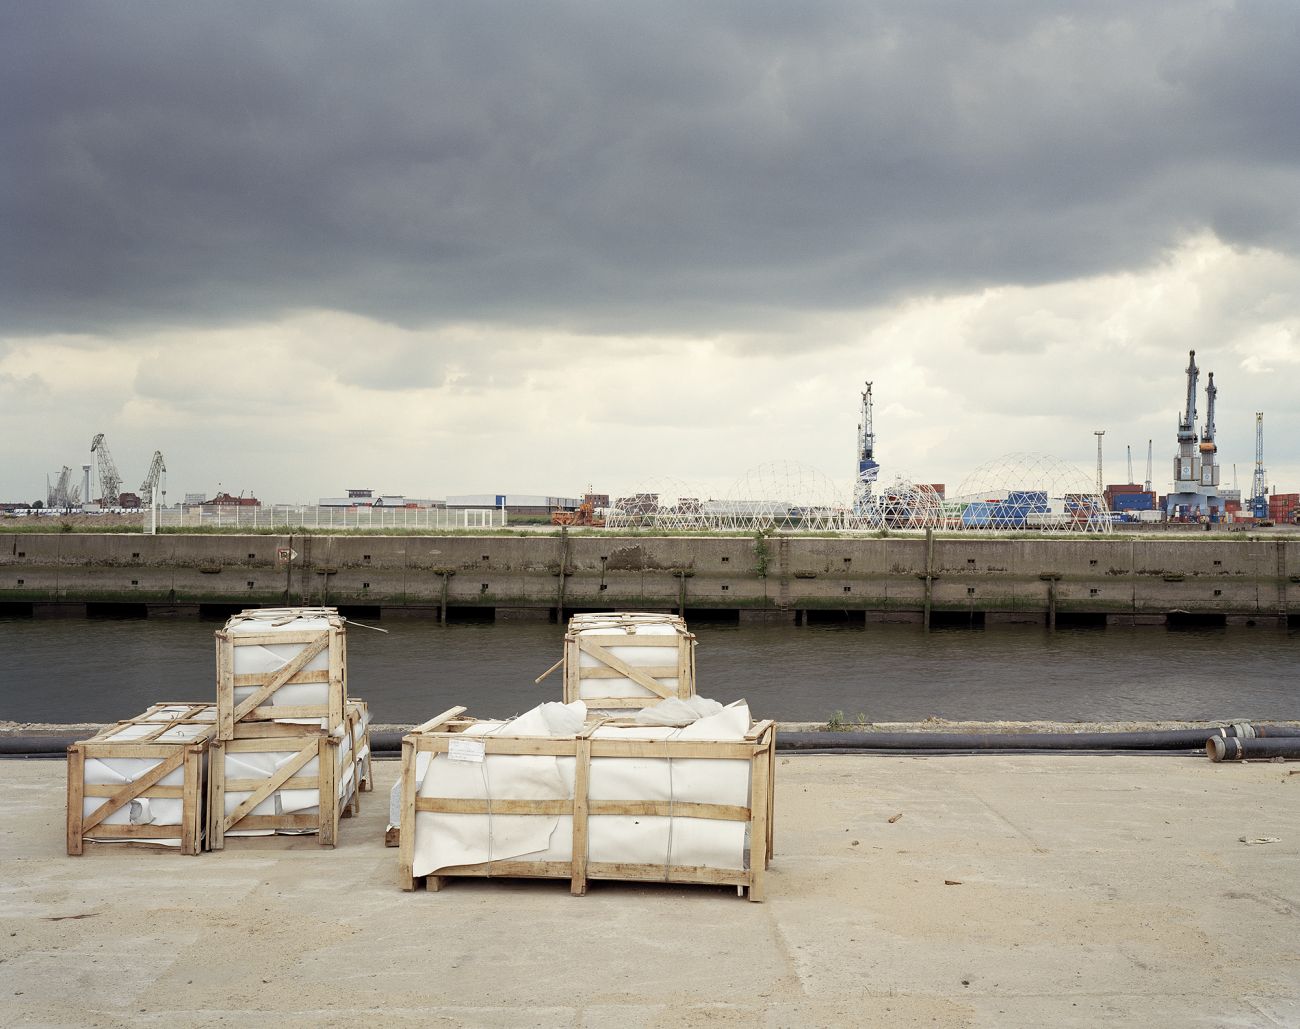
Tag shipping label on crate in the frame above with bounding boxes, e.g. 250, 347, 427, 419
447, 737, 486, 763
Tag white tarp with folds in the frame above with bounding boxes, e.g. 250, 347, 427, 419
226, 610, 336, 728
411, 699, 752, 878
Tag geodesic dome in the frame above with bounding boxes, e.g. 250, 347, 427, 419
858, 477, 945, 531
715, 461, 857, 532
951, 452, 1111, 532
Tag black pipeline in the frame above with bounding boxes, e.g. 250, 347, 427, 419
780, 727, 1240, 753
1208, 736, 1300, 762
3, 724, 1297, 760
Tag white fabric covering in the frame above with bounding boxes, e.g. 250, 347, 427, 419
411, 699, 752, 877
632, 696, 724, 726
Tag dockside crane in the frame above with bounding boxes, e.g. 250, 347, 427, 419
139, 451, 167, 505
853, 381, 880, 515
90, 433, 122, 507
46, 466, 80, 509
1179, 352, 1198, 443
1126, 445, 1133, 484
1250, 412, 1268, 519
1144, 440, 1152, 493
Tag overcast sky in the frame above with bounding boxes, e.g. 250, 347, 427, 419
3, 2, 1298, 505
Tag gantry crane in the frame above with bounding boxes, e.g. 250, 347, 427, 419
90, 433, 122, 507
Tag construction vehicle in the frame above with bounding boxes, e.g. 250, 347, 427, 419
552, 493, 606, 527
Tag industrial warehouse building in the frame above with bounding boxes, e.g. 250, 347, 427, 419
446, 494, 581, 518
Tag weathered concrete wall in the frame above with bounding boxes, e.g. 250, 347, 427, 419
1, 533, 1296, 623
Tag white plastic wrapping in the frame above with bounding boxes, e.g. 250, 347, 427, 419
411, 699, 753, 878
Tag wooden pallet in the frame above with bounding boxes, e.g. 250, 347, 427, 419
397, 706, 776, 900
67, 704, 216, 856
215, 607, 347, 740
207, 703, 368, 849
560, 612, 696, 710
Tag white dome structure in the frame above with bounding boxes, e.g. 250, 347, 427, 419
716, 461, 857, 532
951, 452, 1111, 533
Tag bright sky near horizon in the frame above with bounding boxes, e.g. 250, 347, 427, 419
2, 3, 1298, 504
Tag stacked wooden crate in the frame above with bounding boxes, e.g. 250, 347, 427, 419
208, 608, 369, 849
396, 611, 776, 900
67, 704, 218, 856
562, 612, 696, 709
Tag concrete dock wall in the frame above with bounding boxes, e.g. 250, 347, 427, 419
1, 532, 1296, 625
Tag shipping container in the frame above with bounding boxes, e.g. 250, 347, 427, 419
1110, 492, 1157, 512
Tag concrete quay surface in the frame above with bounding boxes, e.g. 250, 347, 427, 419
3, 754, 1298, 1028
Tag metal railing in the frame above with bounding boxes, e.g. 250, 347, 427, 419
147, 505, 507, 531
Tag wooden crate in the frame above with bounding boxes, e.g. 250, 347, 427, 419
561, 612, 696, 710
207, 699, 369, 849
348, 699, 375, 794
397, 705, 776, 900
67, 703, 217, 856
216, 607, 347, 740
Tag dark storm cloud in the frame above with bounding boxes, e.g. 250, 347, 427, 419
3, 1, 1299, 335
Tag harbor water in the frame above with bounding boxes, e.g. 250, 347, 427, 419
1, 616, 1297, 725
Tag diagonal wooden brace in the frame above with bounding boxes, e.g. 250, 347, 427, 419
577, 638, 676, 699
222, 741, 320, 831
